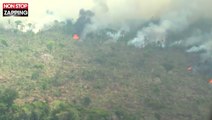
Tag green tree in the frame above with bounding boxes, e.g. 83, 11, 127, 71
85, 108, 111, 120
15, 20, 22, 29
47, 41, 55, 52
0, 88, 18, 107
49, 101, 79, 120
13, 102, 49, 120
1, 40, 9, 47
81, 96, 91, 107
0, 89, 18, 119
31, 71, 41, 80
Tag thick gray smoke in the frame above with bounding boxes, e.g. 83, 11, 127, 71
0, 0, 212, 63
127, 10, 191, 48
73, 9, 94, 35
118, 0, 212, 64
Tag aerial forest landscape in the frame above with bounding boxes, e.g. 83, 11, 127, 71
0, 0, 212, 120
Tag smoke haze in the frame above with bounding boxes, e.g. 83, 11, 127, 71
0, 0, 212, 61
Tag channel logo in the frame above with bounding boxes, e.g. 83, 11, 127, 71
3, 3, 28, 17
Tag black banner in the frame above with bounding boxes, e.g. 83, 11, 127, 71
3, 9, 28, 17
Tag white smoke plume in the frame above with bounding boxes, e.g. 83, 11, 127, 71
0, 0, 185, 32
0, 0, 212, 60
119, 0, 212, 62
184, 31, 212, 61
186, 45, 207, 53
0, 0, 211, 33
128, 20, 170, 48
0, 1, 210, 32
127, 8, 192, 48
106, 27, 129, 41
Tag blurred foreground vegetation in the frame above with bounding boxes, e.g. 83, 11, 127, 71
0, 88, 136, 120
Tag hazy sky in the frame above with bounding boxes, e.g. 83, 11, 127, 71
0, 0, 94, 31
0, 0, 179, 23
0, 0, 211, 32
0, 0, 211, 26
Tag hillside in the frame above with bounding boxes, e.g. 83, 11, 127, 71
0, 29, 211, 120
